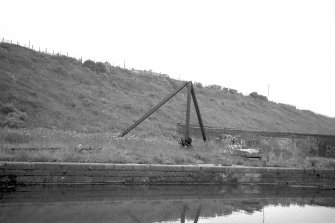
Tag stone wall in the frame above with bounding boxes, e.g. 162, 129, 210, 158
1, 162, 334, 187
177, 123, 335, 158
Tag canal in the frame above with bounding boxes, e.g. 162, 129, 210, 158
1, 185, 334, 222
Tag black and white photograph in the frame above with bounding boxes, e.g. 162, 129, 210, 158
1, 0, 335, 222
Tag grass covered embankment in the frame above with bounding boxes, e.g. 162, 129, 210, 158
1, 42, 335, 134
1, 42, 335, 168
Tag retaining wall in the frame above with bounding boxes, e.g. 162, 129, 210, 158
177, 123, 335, 158
1, 162, 334, 187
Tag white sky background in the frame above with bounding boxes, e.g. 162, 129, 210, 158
1, 0, 335, 117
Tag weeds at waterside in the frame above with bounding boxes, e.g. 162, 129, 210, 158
1, 128, 334, 168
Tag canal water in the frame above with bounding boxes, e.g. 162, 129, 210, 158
1, 185, 334, 223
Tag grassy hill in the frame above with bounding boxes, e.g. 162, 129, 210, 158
1, 42, 335, 136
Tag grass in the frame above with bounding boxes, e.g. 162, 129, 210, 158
1, 42, 335, 136
0, 42, 334, 167
1, 127, 334, 168
0, 128, 219, 165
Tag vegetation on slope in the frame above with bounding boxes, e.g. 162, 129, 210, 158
1, 42, 335, 167
1, 42, 335, 136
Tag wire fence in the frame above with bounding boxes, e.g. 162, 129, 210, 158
1, 37, 83, 64
2, 37, 322, 115
1, 37, 172, 76
0, 37, 168, 75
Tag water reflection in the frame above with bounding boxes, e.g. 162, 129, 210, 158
0, 185, 334, 223
178, 205, 335, 223
180, 204, 201, 223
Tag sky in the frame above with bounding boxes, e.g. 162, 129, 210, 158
1, 0, 335, 117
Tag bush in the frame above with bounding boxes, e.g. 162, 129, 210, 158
83, 59, 95, 69
206, 85, 222, 91
249, 92, 268, 101
0, 103, 28, 128
95, 62, 107, 73
83, 60, 107, 73
0, 116, 25, 128
0, 103, 15, 115
193, 82, 203, 88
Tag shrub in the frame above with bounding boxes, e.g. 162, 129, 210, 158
83, 60, 107, 73
206, 84, 222, 91
0, 103, 15, 115
194, 82, 203, 88
229, 89, 238, 94
0, 103, 28, 128
52, 66, 68, 75
0, 116, 25, 128
95, 62, 107, 73
0, 43, 11, 51
83, 59, 95, 69
249, 92, 268, 101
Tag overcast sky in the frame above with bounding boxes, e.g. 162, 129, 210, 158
1, 0, 335, 117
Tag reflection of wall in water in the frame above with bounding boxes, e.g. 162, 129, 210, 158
1, 185, 335, 223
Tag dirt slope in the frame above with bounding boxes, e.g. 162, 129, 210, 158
1, 42, 335, 135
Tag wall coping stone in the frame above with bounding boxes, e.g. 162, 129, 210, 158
1, 162, 334, 172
